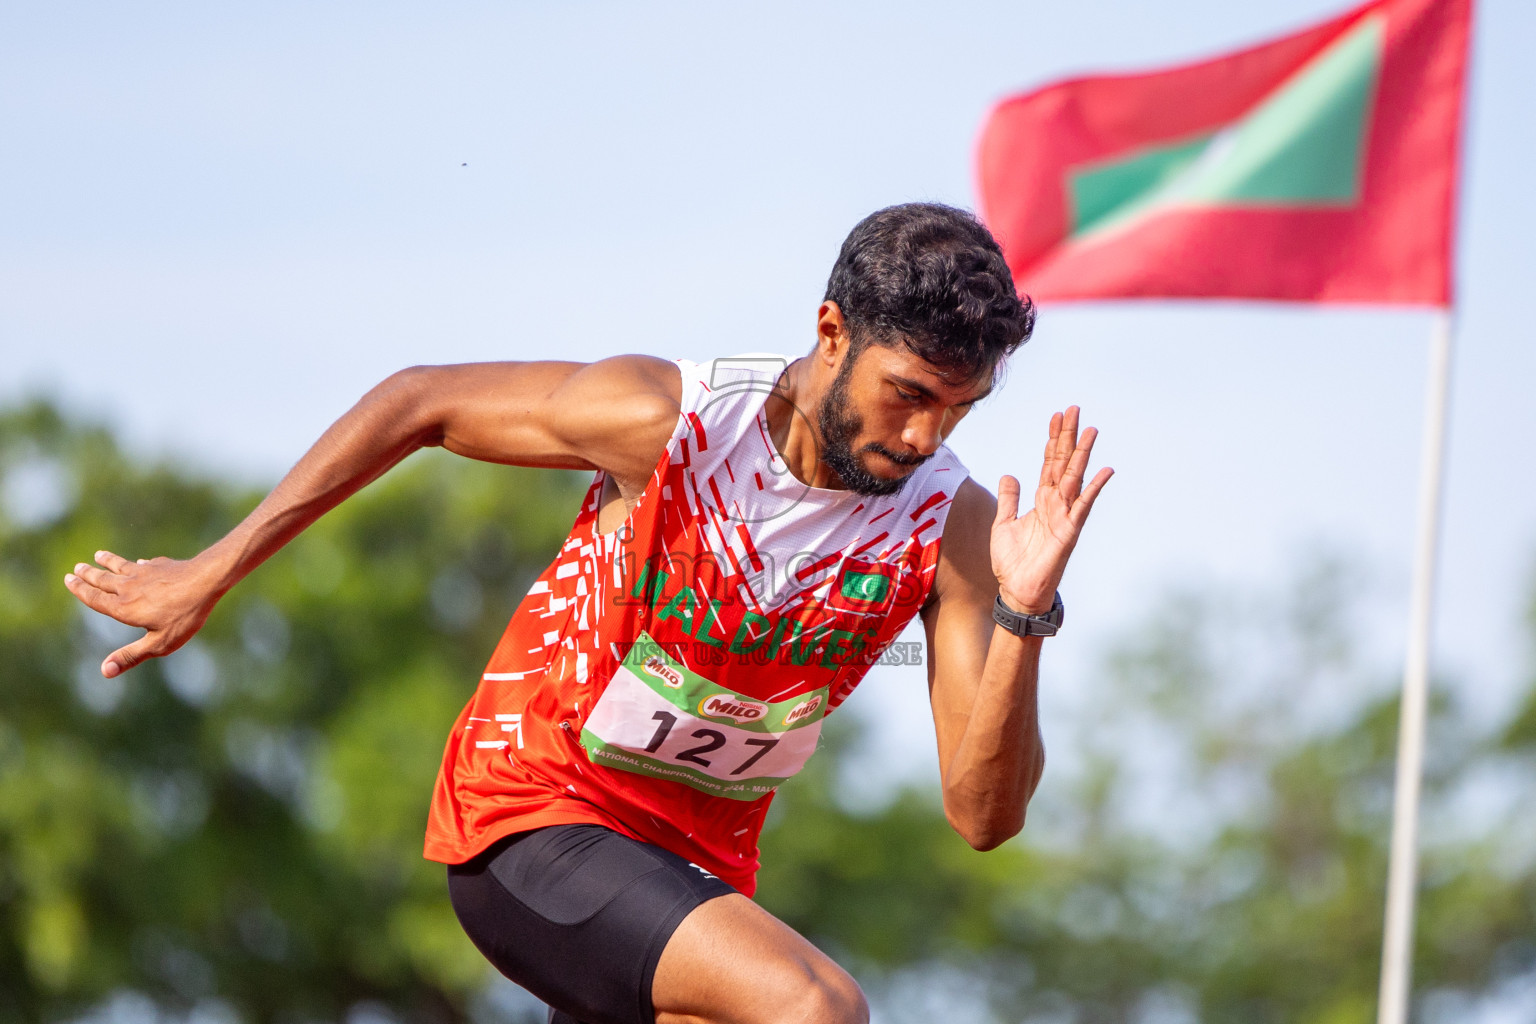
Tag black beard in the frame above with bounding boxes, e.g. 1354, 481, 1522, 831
815, 355, 930, 497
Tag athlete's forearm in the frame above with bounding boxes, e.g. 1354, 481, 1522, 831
938, 630, 1045, 851
194, 356, 659, 593
195, 369, 440, 594
65, 368, 455, 677
67, 358, 681, 678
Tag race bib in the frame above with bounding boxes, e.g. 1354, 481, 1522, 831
581, 632, 828, 800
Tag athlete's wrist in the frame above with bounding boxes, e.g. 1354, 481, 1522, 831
195, 539, 249, 597
990, 621, 1047, 650
997, 585, 1055, 616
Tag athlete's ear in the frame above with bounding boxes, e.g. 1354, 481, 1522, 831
815, 301, 853, 368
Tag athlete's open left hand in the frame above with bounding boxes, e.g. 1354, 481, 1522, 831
991, 406, 1113, 614
64, 551, 224, 678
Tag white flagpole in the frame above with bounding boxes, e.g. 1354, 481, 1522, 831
1376, 309, 1455, 1024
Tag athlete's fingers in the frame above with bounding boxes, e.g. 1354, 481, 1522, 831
63, 571, 122, 618
95, 550, 135, 574
1056, 406, 1082, 469
1038, 412, 1064, 487
72, 562, 122, 594
995, 475, 1021, 524
1058, 426, 1099, 502
103, 633, 160, 678
1068, 467, 1115, 529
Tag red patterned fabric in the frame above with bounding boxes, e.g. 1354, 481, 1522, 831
425, 356, 968, 894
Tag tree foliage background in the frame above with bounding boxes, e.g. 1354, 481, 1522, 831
2, 400, 1533, 1023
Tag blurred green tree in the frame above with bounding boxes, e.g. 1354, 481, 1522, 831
0, 400, 587, 1023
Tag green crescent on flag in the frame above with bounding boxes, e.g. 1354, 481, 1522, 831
840, 571, 890, 605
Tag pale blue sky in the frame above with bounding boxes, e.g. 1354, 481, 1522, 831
3, 0, 1534, 776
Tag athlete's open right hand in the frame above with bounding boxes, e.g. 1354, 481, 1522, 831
64, 550, 223, 678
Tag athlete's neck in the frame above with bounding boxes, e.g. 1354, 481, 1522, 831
764, 358, 847, 491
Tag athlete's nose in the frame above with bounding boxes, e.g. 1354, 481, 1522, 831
901, 410, 944, 457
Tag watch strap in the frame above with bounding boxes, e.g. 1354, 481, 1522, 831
993, 591, 1064, 637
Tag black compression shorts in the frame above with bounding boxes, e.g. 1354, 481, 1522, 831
447, 824, 738, 1024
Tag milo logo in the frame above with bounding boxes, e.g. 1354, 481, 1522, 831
699, 694, 767, 723
642, 656, 685, 689
784, 695, 823, 726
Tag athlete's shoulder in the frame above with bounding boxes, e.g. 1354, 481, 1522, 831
530, 355, 682, 487
948, 475, 994, 522
583, 354, 683, 407
565, 355, 683, 439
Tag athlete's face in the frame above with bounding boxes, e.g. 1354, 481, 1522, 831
816, 340, 992, 496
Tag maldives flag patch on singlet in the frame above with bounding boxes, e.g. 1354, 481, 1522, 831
826, 560, 901, 616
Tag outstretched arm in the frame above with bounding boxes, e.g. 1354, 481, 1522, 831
922, 406, 1112, 850
64, 356, 681, 678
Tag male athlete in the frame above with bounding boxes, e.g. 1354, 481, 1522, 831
65, 203, 1111, 1024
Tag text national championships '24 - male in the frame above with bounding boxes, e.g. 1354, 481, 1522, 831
65, 204, 1113, 1024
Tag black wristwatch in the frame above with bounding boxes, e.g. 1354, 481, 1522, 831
993, 591, 1065, 638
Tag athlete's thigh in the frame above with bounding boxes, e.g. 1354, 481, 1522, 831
652, 894, 868, 1024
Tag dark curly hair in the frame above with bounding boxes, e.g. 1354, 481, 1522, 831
823, 203, 1035, 382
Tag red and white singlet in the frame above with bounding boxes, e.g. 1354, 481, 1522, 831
425, 355, 969, 893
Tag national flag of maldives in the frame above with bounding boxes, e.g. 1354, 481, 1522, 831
827, 560, 899, 616
976, 0, 1471, 306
